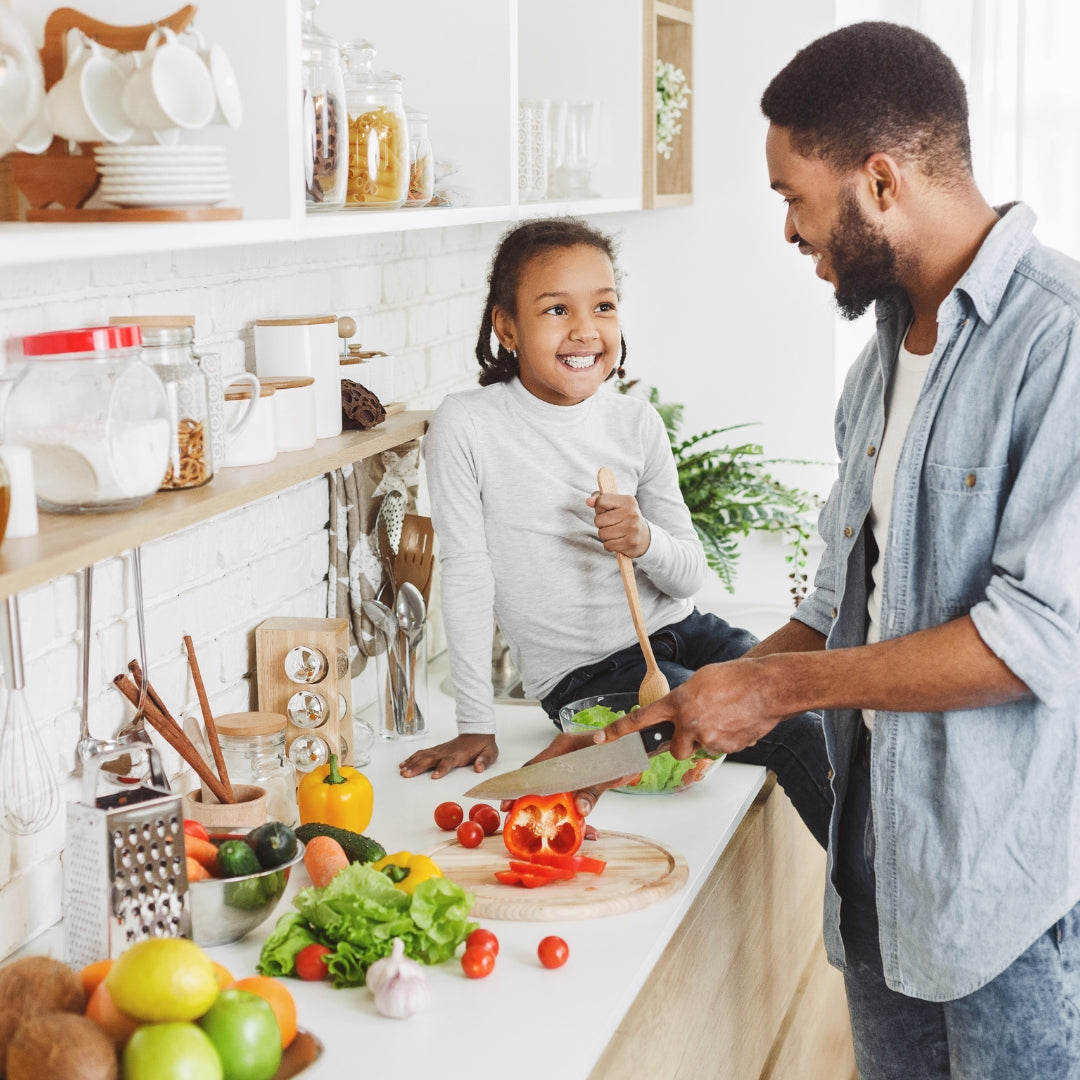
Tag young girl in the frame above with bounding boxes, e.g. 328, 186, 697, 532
399, 218, 829, 843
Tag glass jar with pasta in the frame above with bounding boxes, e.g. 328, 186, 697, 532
341, 40, 409, 210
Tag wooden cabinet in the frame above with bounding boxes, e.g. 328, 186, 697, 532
590, 775, 856, 1080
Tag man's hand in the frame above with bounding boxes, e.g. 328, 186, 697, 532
399, 733, 498, 779
587, 489, 650, 559
496, 731, 635, 818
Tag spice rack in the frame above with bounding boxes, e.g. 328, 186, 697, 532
643, 0, 694, 208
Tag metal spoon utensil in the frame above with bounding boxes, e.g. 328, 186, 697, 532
374, 489, 406, 607
361, 597, 407, 735
596, 467, 671, 706
394, 581, 426, 735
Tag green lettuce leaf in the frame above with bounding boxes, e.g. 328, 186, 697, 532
256, 912, 319, 977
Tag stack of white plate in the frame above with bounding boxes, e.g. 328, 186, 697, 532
94, 145, 232, 208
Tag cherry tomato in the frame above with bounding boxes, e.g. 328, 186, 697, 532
456, 820, 484, 848
466, 928, 499, 956
538, 936, 569, 969
461, 946, 495, 979
434, 801, 464, 831
471, 805, 501, 836
183, 819, 210, 843
294, 943, 332, 981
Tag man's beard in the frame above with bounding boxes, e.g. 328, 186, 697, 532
829, 188, 901, 321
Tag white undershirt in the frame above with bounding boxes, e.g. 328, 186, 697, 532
863, 334, 932, 731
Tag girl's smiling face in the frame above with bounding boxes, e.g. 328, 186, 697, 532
492, 243, 621, 406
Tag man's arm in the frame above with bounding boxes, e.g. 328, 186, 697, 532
598, 615, 1030, 760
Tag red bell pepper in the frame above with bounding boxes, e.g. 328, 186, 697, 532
507, 860, 575, 881
503, 793, 584, 858
519, 852, 606, 875
494, 870, 553, 888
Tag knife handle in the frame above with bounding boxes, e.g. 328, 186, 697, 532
639, 721, 675, 754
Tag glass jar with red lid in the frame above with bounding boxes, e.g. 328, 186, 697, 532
4, 326, 170, 513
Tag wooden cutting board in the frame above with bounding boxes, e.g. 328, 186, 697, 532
428, 830, 688, 921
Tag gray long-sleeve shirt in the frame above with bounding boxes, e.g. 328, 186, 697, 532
423, 378, 706, 734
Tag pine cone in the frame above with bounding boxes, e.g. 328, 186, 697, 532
341, 378, 386, 430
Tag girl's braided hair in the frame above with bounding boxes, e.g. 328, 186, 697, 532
475, 217, 627, 386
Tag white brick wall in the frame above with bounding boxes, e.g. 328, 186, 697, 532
0, 222, 502, 958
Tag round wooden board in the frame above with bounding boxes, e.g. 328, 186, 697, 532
428, 830, 688, 921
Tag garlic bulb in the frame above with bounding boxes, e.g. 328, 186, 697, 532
366, 937, 430, 1019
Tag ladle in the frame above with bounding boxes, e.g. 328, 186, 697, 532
596, 467, 671, 706
394, 581, 426, 735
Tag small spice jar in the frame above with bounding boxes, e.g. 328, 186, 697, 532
404, 107, 433, 207
7, 326, 170, 512
259, 376, 317, 453
214, 712, 299, 827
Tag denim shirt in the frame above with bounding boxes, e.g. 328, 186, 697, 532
794, 203, 1080, 1000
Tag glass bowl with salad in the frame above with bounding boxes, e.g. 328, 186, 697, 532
557, 692, 723, 794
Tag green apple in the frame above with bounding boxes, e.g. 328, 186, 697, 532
122, 1022, 223, 1080
198, 989, 282, 1080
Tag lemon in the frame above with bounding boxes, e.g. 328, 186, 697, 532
106, 938, 220, 1022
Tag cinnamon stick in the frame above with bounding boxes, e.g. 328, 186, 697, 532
183, 634, 234, 801
129, 659, 179, 729
112, 673, 234, 804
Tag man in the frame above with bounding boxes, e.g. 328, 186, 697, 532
596, 21, 1080, 1079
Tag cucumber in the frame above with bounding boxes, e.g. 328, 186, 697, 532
217, 838, 262, 878
246, 821, 299, 868
294, 823, 386, 864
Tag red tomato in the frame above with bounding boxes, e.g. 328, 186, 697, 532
434, 801, 464, 831
538, 936, 569, 969
471, 805, 501, 836
294, 943, 332, 981
461, 946, 495, 979
183, 819, 210, 843
456, 820, 484, 848
465, 928, 499, 956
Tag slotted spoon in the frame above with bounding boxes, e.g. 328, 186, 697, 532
394, 514, 435, 606
596, 467, 671, 706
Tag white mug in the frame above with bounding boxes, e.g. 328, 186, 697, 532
221, 378, 277, 468
182, 27, 242, 128
121, 27, 215, 131
44, 35, 133, 144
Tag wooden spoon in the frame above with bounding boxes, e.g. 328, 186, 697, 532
596, 467, 671, 706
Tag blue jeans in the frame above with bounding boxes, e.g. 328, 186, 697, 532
539, 608, 833, 848
838, 727, 1080, 1078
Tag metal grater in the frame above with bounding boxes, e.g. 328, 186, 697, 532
63, 746, 192, 969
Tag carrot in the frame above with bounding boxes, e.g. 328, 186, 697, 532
304, 835, 349, 887
184, 835, 221, 876
186, 855, 213, 881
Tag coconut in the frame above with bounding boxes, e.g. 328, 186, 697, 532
6, 1013, 118, 1080
0, 956, 86, 1075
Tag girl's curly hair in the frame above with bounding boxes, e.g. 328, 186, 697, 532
475, 217, 627, 386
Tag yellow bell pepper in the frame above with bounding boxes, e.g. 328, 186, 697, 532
371, 851, 443, 895
297, 753, 373, 832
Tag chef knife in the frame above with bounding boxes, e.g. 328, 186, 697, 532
463, 722, 675, 800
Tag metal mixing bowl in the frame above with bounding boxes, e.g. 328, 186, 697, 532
189, 837, 305, 947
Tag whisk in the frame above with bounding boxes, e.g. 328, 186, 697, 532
0, 593, 60, 835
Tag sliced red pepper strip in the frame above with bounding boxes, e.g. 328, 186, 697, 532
494, 870, 552, 888
503, 793, 585, 859
507, 860, 576, 881
519, 852, 607, 875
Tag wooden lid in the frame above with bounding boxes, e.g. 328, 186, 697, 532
225, 381, 275, 400
109, 315, 196, 328
215, 711, 288, 737
259, 375, 315, 391
254, 315, 337, 327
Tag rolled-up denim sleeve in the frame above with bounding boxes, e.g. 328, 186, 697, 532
969, 322, 1080, 708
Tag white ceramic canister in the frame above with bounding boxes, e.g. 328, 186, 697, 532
253, 315, 341, 439
220, 380, 276, 467
259, 376, 316, 453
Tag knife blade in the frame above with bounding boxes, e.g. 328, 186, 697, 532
463, 722, 675, 800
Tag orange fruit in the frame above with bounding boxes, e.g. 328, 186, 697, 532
85, 980, 142, 1045
211, 961, 235, 989
228, 975, 298, 1048
79, 958, 114, 1000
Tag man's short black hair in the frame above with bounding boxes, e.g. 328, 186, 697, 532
761, 21, 972, 182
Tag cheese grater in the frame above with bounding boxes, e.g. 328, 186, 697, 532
63, 745, 192, 969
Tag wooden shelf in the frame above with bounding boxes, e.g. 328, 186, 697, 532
0, 410, 430, 599
643, 0, 693, 209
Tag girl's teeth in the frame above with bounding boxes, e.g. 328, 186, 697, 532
561, 355, 596, 369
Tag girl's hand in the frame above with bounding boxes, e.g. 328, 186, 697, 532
399, 734, 499, 779
587, 489, 651, 559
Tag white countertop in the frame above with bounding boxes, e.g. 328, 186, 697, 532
208, 659, 767, 1080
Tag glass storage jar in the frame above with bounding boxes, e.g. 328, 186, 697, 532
301, 0, 347, 211
341, 40, 408, 209
6, 326, 170, 513
405, 107, 433, 206
124, 319, 214, 490
215, 711, 299, 827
